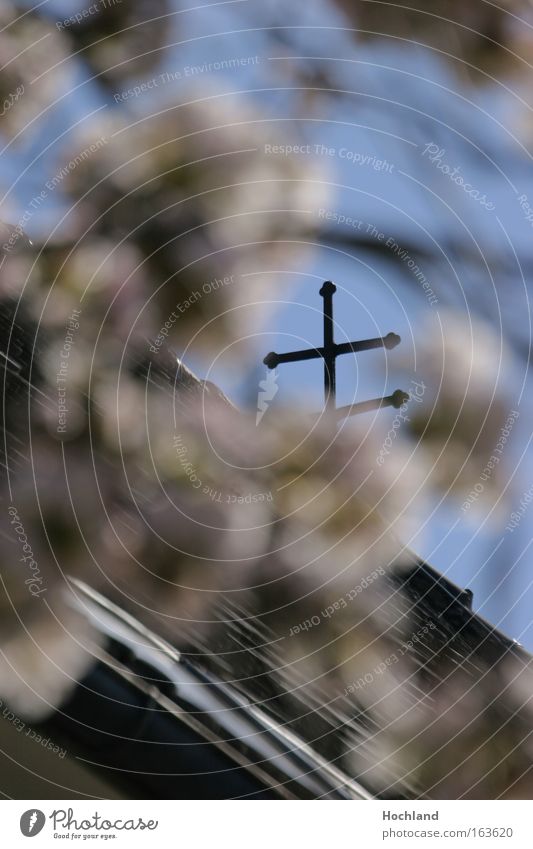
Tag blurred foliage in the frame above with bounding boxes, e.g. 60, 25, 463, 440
0, 0, 531, 801
336, 0, 533, 81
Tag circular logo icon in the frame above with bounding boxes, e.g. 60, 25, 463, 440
20, 810, 46, 837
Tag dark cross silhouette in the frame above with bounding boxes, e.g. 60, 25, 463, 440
263, 281, 409, 419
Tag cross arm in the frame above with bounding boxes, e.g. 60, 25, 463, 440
263, 332, 401, 370
335, 332, 401, 356
333, 389, 410, 421
263, 346, 322, 369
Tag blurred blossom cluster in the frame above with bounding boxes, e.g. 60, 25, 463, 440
1, 334, 531, 797
0, 0, 531, 801
395, 311, 515, 506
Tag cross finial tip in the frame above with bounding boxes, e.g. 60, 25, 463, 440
384, 332, 401, 350
263, 351, 279, 369
391, 389, 410, 408
319, 280, 336, 297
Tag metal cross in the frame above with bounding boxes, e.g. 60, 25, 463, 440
263, 281, 409, 420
